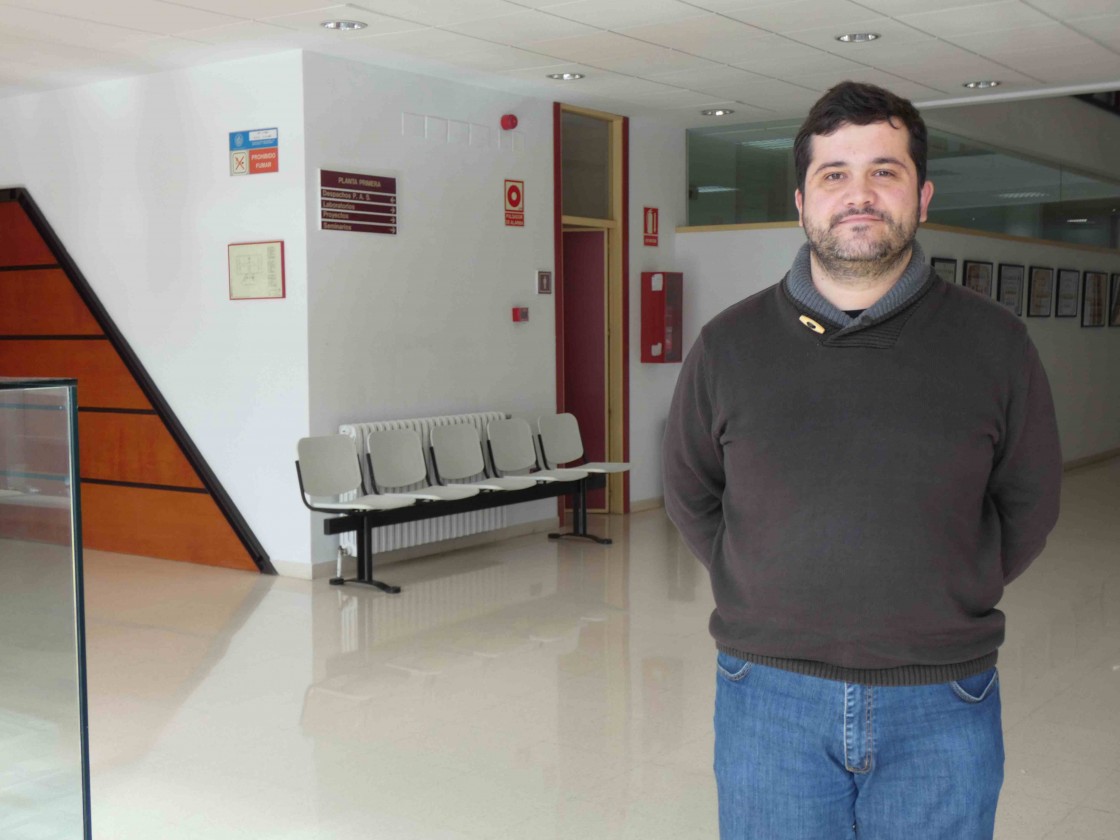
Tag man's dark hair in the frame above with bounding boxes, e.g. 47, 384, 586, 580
793, 81, 928, 193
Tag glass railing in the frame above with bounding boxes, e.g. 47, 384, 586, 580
0, 377, 90, 840
687, 119, 1120, 249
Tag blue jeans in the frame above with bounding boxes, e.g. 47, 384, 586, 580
714, 653, 1003, 840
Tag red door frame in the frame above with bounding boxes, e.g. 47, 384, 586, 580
552, 103, 630, 514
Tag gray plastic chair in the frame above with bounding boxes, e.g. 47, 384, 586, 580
430, 424, 538, 491
537, 413, 630, 474
487, 417, 610, 546
295, 435, 415, 592
486, 417, 588, 481
366, 428, 480, 501
296, 435, 416, 512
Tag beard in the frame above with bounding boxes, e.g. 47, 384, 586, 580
803, 206, 919, 282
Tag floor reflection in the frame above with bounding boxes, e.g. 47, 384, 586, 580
31, 457, 1117, 839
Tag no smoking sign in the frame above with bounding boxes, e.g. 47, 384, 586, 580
504, 179, 524, 227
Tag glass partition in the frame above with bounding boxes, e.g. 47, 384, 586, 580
561, 110, 612, 220
687, 119, 1120, 248
0, 378, 90, 840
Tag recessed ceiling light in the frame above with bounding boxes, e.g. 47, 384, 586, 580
836, 33, 880, 43
696, 186, 740, 194
321, 20, 367, 31
963, 80, 1000, 89
1066, 218, 1089, 223
547, 73, 584, 81
997, 191, 1049, 199
701, 109, 735, 116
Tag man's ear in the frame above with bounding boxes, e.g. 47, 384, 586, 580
918, 180, 935, 223
794, 189, 804, 228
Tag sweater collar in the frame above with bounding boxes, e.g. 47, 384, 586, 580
784, 240, 931, 328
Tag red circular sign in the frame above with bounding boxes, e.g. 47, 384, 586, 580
506, 181, 522, 210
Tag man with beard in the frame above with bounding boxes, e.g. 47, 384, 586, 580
662, 82, 1062, 840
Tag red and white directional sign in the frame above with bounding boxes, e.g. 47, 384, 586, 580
644, 207, 659, 246
505, 179, 524, 227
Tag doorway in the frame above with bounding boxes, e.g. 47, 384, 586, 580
553, 104, 629, 514
561, 229, 607, 510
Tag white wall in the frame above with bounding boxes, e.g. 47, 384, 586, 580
627, 117, 687, 504
919, 227, 1120, 462
672, 225, 1120, 468
301, 53, 559, 561
0, 53, 312, 570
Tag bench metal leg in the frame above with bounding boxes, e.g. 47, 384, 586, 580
548, 480, 612, 545
330, 517, 402, 593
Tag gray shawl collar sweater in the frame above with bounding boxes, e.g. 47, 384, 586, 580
661, 240, 1062, 685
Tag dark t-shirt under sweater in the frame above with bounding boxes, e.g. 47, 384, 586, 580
662, 243, 1063, 686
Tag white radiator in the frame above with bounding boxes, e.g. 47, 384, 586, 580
338, 411, 508, 555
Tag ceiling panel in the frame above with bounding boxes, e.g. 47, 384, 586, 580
897, 2, 1057, 38
109, 35, 278, 69
543, 0, 710, 30
722, 0, 884, 33
436, 44, 565, 73
1066, 12, 1120, 43
0, 5, 158, 46
786, 68, 947, 99
158, 0, 340, 15
853, 0, 1023, 13
947, 22, 1106, 57
1020, 0, 1120, 18
344, 0, 524, 26
442, 10, 597, 42
642, 64, 768, 88
355, 26, 499, 58
723, 34, 854, 74
0, 0, 242, 33
177, 21, 312, 46
617, 15, 769, 60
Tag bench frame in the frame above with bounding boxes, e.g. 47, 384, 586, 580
312, 472, 607, 593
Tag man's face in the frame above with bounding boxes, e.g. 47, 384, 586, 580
794, 120, 934, 278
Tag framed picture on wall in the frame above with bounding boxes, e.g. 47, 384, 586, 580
931, 257, 957, 285
962, 260, 993, 297
997, 264, 1025, 316
1027, 266, 1054, 318
1082, 271, 1107, 327
1111, 274, 1120, 327
1056, 268, 1080, 318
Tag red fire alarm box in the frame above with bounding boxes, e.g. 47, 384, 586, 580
641, 271, 683, 363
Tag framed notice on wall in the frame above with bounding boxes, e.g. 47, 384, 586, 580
997, 263, 1024, 316
1082, 271, 1107, 327
1055, 268, 1080, 318
1111, 274, 1120, 327
963, 260, 993, 297
1027, 266, 1054, 318
228, 241, 285, 300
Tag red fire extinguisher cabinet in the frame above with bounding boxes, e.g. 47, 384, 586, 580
640, 271, 683, 363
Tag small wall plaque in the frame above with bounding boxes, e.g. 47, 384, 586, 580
228, 241, 285, 300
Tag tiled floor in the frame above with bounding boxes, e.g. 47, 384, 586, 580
16, 459, 1120, 837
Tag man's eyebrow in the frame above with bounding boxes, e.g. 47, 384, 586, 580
811, 156, 908, 174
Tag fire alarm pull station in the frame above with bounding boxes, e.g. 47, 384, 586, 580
512, 306, 529, 322
641, 271, 683, 363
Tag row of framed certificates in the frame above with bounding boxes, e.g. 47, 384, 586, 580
931, 258, 1120, 327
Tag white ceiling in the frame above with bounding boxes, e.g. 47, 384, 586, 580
1, 0, 1119, 126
